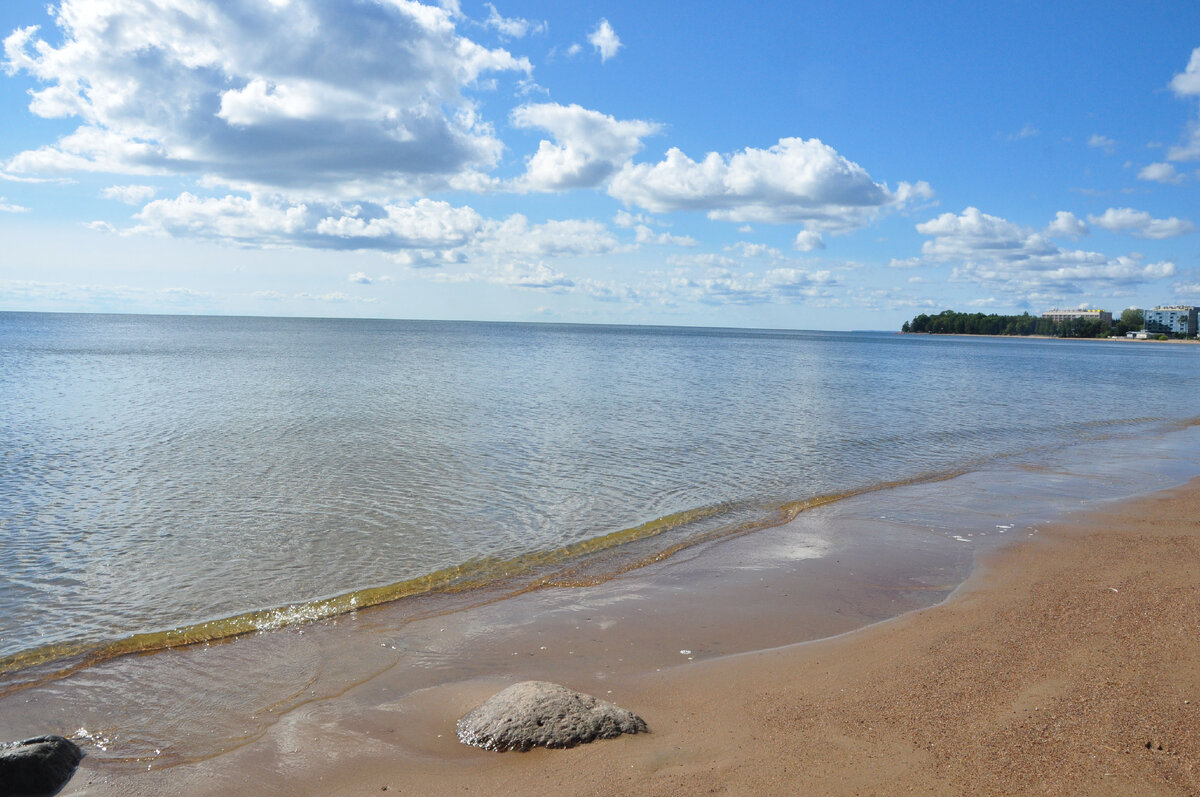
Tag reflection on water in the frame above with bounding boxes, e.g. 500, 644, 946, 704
2, 312, 1200, 669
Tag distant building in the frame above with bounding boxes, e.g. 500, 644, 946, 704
1041, 308, 1113, 325
1143, 306, 1198, 336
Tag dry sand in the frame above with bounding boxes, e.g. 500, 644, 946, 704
65, 478, 1200, 796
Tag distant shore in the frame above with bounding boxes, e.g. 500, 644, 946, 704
900, 331, 1198, 343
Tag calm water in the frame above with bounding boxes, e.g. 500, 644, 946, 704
2, 312, 1199, 670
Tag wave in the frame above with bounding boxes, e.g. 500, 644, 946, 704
6, 412, 1199, 692
0, 466, 977, 691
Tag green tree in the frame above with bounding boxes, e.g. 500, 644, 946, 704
1120, 308, 1144, 329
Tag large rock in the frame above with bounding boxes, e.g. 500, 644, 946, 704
0, 735, 84, 797
457, 681, 648, 752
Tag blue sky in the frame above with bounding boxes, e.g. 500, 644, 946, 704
1, 0, 1198, 330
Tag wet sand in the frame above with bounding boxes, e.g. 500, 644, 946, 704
51, 473, 1200, 795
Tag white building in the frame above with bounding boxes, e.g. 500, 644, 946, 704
1041, 308, 1113, 325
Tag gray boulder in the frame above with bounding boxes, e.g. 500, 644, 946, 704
0, 735, 84, 796
457, 680, 647, 752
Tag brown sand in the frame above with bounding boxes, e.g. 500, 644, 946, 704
66, 479, 1200, 795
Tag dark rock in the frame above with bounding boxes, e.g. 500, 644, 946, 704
0, 735, 84, 797
457, 680, 648, 752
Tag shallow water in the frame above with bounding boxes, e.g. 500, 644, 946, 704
3, 313, 1200, 671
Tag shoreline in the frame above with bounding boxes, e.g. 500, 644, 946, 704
39, 443, 1200, 795
244, 478, 1200, 794
900, 331, 1198, 343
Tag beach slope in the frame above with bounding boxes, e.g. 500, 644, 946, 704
68, 479, 1200, 796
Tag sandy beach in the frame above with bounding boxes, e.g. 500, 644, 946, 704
50, 474, 1200, 796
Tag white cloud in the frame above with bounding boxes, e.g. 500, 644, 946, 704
134, 193, 483, 251
1044, 211, 1088, 239
473, 214, 619, 259
482, 4, 546, 38
634, 225, 697, 247
608, 137, 932, 231
794, 230, 825, 251
1087, 134, 1116, 154
430, 261, 575, 291
294, 291, 376, 303
421, 250, 842, 309
1086, 207, 1195, 239
102, 184, 157, 204
1137, 162, 1184, 184
2, 1, 530, 195
613, 209, 652, 228
912, 207, 1176, 296
1170, 47, 1200, 96
666, 267, 837, 306
490, 262, 574, 289
0, 197, 29, 213
727, 242, 783, 259
509, 103, 660, 191
1167, 47, 1200, 161
348, 272, 372, 285
666, 253, 741, 270
588, 19, 622, 62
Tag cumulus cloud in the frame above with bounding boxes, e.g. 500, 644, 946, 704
423, 261, 828, 309
666, 253, 741, 270
608, 137, 931, 231
588, 19, 622, 62
668, 267, 837, 306
1167, 47, 1200, 161
727, 242, 783, 259
1137, 162, 1184, 184
134, 194, 483, 251
348, 272, 372, 285
473, 214, 619, 259
912, 207, 1176, 296
102, 184, 157, 204
509, 103, 660, 191
1086, 207, 1195, 239
634, 225, 696, 247
2, 0, 530, 195
1172, 48, 1200, 96
613, 209, 652, 228
482, 3, 546, 38
394, 212, 623, 268
1044, 211, 1088, 239
794, 230, 826, 251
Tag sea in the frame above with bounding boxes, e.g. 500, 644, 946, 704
3, 311, 1200, 682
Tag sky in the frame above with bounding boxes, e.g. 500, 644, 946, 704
0, 1, 1198, 330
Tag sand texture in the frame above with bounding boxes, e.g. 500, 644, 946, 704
63, 479, 1200, 796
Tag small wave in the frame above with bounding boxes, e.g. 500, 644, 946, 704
0, 465, 987, 690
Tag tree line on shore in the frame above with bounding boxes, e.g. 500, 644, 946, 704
901, 309, 1146, 338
